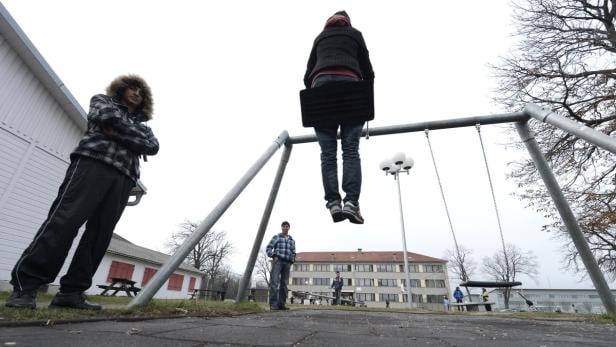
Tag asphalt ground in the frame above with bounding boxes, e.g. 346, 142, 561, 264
1, 309, 615, 346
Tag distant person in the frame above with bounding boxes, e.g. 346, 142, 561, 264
304, 10, 374, 224
220, 278, 229, 301
331, 271, 344, 305
481, 288, 492, 312
453, 286, 465, 311
443, 296, 450, 312
266, 221, 296, 311
386, 297, 390, 308
5, 75, 159, 310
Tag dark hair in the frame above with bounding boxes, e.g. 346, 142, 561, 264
281, 221, 290, 227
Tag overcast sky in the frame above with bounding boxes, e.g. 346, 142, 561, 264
3, 0, 613, 290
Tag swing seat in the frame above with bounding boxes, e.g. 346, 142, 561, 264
299, 79, 374, 128
459, 280, 522, 288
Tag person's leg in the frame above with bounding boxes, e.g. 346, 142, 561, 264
59, 165, 133, 294
269, 259, 282, 308
315, 126, 346, 222
9, 158, 107, 295
278, 261, 291, 308
340, 122, 365, 224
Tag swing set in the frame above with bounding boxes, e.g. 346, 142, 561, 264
425, 125, 521, 289
127, 104, 616, 314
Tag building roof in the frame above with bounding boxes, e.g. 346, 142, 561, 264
107, 234, 204, 275
295, 251, 446, 263
0, 3, 86, 130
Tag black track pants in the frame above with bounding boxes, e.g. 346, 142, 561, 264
10, 156, 134, 293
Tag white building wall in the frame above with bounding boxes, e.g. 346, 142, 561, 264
0, 32, 86, 288
89, 255, 202, 299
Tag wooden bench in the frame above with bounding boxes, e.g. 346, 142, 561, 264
98, 277, 141, 297
188, 289, 222, 300
450, 302, 495, 312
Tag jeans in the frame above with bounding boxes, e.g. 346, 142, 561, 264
313, 74, 364, 204
269, 258, 291, 308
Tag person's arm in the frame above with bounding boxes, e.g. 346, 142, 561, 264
303, 41, 318, 88
357, 33, 374, 81
290, 239, 296, 263
266, 236, 277, 258
104, 123, 160, 155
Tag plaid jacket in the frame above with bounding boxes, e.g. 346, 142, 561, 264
266, 233, 296, 263
71, 94, 159, 181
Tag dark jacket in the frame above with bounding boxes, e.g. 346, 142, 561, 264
331, 276, 344, 291
304, 26, 374, 88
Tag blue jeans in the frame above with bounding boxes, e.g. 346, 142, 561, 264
313, 74, 364, 205
269, 258, 291, 307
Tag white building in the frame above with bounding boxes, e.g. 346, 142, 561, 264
290, 250, 450, 309
0, 3, 199, 299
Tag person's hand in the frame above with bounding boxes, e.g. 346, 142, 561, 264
272, 256, 278, 262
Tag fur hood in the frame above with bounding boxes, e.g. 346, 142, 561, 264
105, 74, 154, 120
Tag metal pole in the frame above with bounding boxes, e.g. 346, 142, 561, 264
525, 103, 616, 155
395, 172, 413, 309
289, 112, 527, 144
236, 144, 293, 302
515, 121, 616, 314
129, 131, 289, 307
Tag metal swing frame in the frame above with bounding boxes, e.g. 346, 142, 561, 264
127, 103, 616, 314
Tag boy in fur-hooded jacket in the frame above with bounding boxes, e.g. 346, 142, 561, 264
6, 75, 159, 310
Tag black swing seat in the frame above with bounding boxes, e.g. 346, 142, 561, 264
460, 280, 522, 288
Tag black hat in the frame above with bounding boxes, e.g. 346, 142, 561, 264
335, 10, 350, 20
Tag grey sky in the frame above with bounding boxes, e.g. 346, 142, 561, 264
3, 0, 612, 290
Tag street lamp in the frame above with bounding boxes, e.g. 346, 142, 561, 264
379, 152, 414, 309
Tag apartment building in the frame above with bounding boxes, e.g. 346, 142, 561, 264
289, 250, 450, 309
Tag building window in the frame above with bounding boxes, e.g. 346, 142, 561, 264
355, 264, 373, 272
377, 264, 396, 272
168, 273, 184, 291
345, 278, 352, 286
142, 267, 157, 286
399, 264, 420, 272
378, 279, 397, 287
423, 264, 443, 273
107, 261, 135, 282
313, 264, 330, 272
425, 280, 446, 288
333, 264, 352, 272
293, 264, 310, 272
356, 293, 375, 302
402, 294, 424, 303
379, 293, 398, 302
313, 278, 330, 286
426, 295, 442, 303
188, 276, 197, 291
356, 278, 374, 287
292, 277, 310, 285
401, 279, 422, 288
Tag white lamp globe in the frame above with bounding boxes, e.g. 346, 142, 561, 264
392, 152, 406, 165
402, 157, 414, 170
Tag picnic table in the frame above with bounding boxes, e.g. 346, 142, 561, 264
450, 302, 495, 312
97, 277, 141, 296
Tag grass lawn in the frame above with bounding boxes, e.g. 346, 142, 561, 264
0, 291, 265, 325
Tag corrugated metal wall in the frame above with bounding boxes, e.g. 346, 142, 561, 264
0, 33, 85, 283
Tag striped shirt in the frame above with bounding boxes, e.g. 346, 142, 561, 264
266, 233, 296, 263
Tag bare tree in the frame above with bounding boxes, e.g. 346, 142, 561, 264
492, 0, 616, 278
165, 220, 233, 296
255, 249, 272, 288
482, 243, 538, 308
445, 245, 477, 300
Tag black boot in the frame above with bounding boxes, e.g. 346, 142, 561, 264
49, 292, 101, 310
5, 290, 37, 309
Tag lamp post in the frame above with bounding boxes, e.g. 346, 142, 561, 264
380, 152, 414, 309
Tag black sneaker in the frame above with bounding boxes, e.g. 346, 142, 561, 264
278, 305, 290, 310
49, 292, 101, 310
5, 290, 36, 309
270, 305, 280, 311
342, 201, 364, 224
327, 200, 345, 223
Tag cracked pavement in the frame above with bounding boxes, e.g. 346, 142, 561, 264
1, 309, 615, 346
